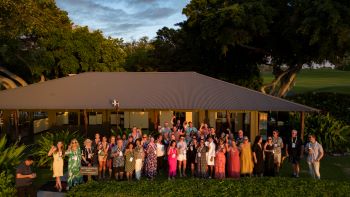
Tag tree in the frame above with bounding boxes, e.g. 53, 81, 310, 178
181, 0, 350, 96
0, 0, 126, 86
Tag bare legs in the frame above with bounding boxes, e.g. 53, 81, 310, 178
178, 160, 187, 177
55, 176, 62, 191
99, 160, 106, 179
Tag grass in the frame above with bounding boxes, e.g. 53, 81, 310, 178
262, 69, 350, 95
33, 156, 350, 196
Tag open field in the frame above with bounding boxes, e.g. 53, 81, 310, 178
262, 69, 350, 95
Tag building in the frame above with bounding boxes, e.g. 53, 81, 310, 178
0, 72, 317, 141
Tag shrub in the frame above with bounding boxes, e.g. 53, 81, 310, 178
289, 112, 350, 153
0, 135, 26, 174
0, 171, 16, 197
32, 130, 83, 168
289, 92, 350, 124
67, 178, 350, 197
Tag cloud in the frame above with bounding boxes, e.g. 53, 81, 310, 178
56, 0, 189, 41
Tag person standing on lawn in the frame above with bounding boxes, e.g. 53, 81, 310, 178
145, 136, 157, 180
252, 135, 264, 177
47, 141, 64, 192
226, 139, 240, 179
167, 140, 178, 180
207, 136, 216, 179
92, 133, 101, 167
305, 134, 324, 179
272, 130, 284, 176
125, 142, 135, 181
214, 138, 226, 180
16, 155, 36, 197
177, 135, 187, 177
236, 130, 244, 147
112, 139, 125, 181
187, 136, 198, 177
196, 138, 208, 178
264, 137, 275, 176
98, 136, 109, 179
286, 130, 304, 178
65, 139, 83, 190
107, 136, 116, 179
156, 135, 165, 175
240, 136, 253, 177
134, 139, 144, 180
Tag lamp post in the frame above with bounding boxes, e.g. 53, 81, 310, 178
112, 99, 120, 132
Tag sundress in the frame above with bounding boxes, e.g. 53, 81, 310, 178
145, 143, 157, 178
196, 146, 208, 178
66, 148, 83, 187
125, 150, 135, 173
215, 149, 226, 179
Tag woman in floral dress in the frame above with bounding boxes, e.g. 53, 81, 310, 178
65, 139, 83, 190
145, 137, 157, 180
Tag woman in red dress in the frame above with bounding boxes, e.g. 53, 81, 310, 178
227, 139, 241, 179
215, 138, 226, 180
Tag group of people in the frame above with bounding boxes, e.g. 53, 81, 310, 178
15, 120, 324, 196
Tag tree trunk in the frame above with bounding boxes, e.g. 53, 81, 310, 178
261, 64, 302, 97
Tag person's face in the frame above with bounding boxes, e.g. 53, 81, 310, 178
136, 140, 141, 146
309, 136, 316, 143
292, 131, 297, 137
150, 137, 154, 143
111, 137, 116, 144
132, 127, 137, 133
193, 138, 197, 144
171, 134, 175, 140
122, 134, 126, 140
243, 139, 248, 144
258, 137, 262, 143
142, 135, 147, 141
177, 120, 181, 124
171, 142, 176, 147
128, 137, 133, 142
71, 140, 78, 147
158, 135, 163, 141
165, 122, 169, 127
273, 131, 278, 137
117, 140, 123, 147
128, 144, 133, 149
57, 142, 63, 149
189, 122, 193, 127
102, 137, 107, 142
219, 140, 224, 145
238, 130, 243, 137
268, 137, 272, 143
25, 160, 33, 166
200, 140, 204, 145
173, 127, 177, 132
211, 129, 215, 134
95, 133, 100, 139
208, 138, 213, 143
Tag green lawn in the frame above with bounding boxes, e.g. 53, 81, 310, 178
32, 156, 350, 196
262, 69, 350, 95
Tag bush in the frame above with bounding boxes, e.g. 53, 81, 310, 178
67, 178, 350, 197
0, 135, 26, 174
0, 171, 16, 196
289, 112, 350, 153
32, 130, 83, 168
305, 113, 350, 153
289, 92, 350, 124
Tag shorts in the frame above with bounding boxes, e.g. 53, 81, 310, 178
98, 155, 107, 162
274, 153, 281, 164
289, 155, 300, 164
114, 166, 124, 173
177, 153, 187, 161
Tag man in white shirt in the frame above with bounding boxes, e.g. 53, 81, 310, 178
272, 130, 284, 175
206, 136, 216, 178
305, 134, 324, 179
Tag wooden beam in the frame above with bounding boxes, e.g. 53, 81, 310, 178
84, 109, 88, 137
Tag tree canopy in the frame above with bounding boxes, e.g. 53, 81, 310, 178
0, 0, 125, 86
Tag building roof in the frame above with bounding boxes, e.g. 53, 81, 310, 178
0, 72, 317, 111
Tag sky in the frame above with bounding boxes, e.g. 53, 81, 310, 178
56, 0, 190, 41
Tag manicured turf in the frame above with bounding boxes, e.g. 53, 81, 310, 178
262, 69, 350, 95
